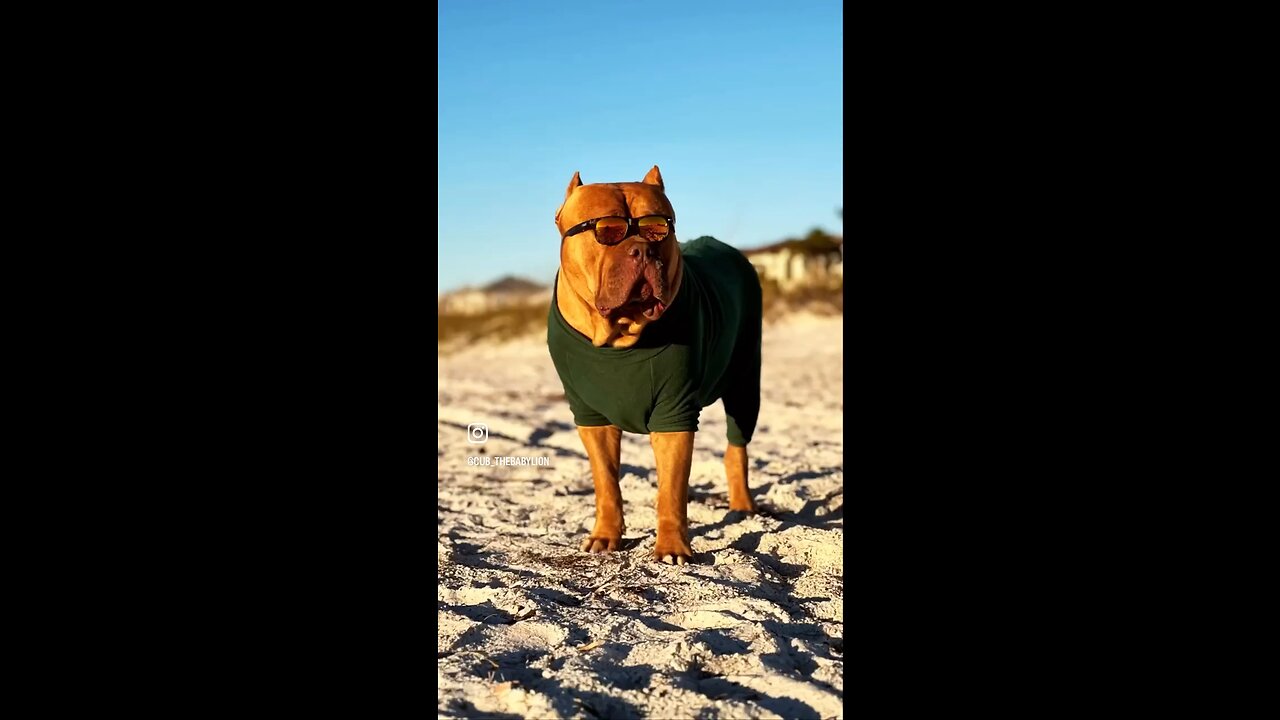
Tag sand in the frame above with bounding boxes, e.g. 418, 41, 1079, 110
438, 315, 844, 719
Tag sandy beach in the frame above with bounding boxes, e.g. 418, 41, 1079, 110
438, 314, 844, 719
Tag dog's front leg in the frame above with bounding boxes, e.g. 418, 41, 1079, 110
651, 431, 695, 565
578, 425, 624, 553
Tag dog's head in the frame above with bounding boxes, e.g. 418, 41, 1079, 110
554, 165, 683, 348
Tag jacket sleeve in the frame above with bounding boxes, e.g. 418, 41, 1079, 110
646, 349, 700, 433
564, 380, 611, 427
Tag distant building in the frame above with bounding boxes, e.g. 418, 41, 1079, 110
743, 234, 843, 291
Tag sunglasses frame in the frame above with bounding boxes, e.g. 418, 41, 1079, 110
561, 215, 675, 245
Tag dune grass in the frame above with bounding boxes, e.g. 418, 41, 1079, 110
438, 301, 552, 347
438, 280, 841, 349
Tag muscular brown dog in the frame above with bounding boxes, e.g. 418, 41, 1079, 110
547, 166, 763, 564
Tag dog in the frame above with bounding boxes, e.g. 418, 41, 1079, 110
547, 165, 762, 564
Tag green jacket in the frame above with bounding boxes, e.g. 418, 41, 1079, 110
547, 236, 761, 446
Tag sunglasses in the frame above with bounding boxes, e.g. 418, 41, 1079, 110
561, 215, 673, 246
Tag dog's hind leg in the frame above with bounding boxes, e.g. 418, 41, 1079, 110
578, 425, 624, 553
724, 444, 757, 513
722, 336, 761, 513
723, 263, 762, 513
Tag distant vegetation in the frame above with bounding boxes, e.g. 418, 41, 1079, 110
439, 226, 843, 350
481, 275, 544, 293
759, 276, 842, 318
744, 228, 842, 256
439, 299, 551, 349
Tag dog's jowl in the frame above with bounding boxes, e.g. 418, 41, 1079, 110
547, 166, 763, 564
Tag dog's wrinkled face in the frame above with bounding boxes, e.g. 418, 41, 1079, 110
555, 166, 683, 348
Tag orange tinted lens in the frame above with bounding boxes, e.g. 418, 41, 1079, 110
637, 216, 669, 241
594, 217, 628, 245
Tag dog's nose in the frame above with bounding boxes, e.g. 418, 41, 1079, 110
628, 246, 642, 259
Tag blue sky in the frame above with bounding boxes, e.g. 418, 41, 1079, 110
438, 0, 843, 294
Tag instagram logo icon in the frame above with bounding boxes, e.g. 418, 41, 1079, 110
467, 423, 488, 444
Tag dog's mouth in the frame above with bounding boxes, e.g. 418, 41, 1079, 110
596, 253, 669, 322
617, 280, 665, 321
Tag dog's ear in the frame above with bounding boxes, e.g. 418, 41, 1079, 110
642, 165, 664, 189
556, 171, 583, 224
565, 171, 583, 200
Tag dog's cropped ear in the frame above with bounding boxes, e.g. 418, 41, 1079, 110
556, 171, 582, 225
642, 165, 664, 189
565, 171, 583, 200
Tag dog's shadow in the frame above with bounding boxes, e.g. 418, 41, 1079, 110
690, 480, 777, 509
690, 509, 759, 542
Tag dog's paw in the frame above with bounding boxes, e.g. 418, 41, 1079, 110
653, 533, 693, 565
727, 497, 757, 513
579, 534, 621, 553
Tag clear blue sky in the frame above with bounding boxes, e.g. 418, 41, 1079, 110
438, 0, 843, 294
